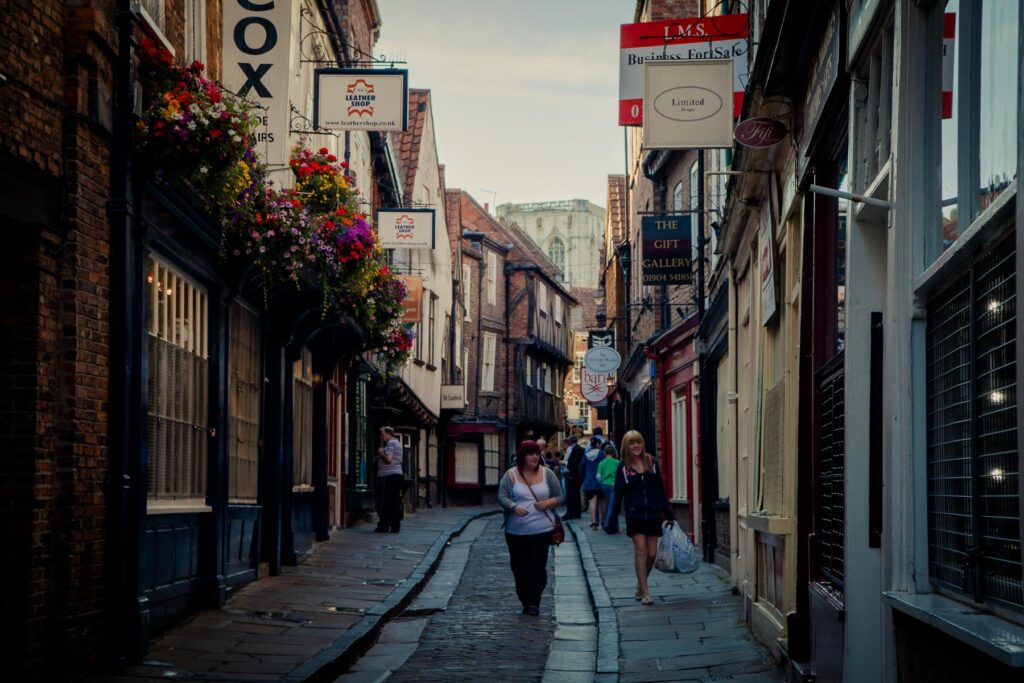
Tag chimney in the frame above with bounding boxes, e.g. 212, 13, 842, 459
484, 203, 490, 214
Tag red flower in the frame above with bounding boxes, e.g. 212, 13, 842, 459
209, 129, 223, 138
318, 147, 329, 155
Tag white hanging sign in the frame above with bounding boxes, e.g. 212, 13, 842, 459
580, 367, 610, 404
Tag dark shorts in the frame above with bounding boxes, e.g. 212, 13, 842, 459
626, 517, 664, 538
583, 488, 604, 502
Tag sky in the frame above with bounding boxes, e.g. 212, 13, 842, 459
374, 0, 635, 210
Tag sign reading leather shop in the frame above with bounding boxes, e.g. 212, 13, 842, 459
222, 0, 292, 170
315, 68, 409, 131
376, 208, 436, 249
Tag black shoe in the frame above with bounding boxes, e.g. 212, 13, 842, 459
526, 605, 540, 616
521, 605, 530, 614
374, 527, 387, 533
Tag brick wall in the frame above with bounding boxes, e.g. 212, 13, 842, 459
646, 0, 701, 21
0, 0, 118, 676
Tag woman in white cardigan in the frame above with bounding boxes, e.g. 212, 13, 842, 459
497, 440, 564, 616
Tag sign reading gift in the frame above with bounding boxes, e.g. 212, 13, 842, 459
641, 214, 693, 285
314, 68, 409, 131
376, 208, 436, 249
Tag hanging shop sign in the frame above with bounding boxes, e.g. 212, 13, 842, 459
584, 346, 621, 373
441, 385, 466, 410
759, 220, 778, 326
643, 59, 735, 149
797, 5, 841, 170
580, 367, 610, 404
314, 68, 409, 131
641, 214, 693, 285
399, 275, 422, 323
588, 329, 615, 349
376, 208, 436, 249
734, 117, 788, 148
619, 14, 748, 126
222, 0, 293, 169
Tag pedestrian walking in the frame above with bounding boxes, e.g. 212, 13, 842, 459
598, 443, 620, 533
563, 436, 584, 520
374, 426, 404, 533
579, 434, 606, 529
497, 440, 565, 616
610, 430, 673, 605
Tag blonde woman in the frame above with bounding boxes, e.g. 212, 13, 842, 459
609, 430, 674, 605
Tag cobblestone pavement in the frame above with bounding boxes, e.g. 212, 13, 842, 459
387, 516, 556, 682
572, 518, 784, 683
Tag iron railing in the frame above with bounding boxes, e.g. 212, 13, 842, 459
816, 352, 846, 590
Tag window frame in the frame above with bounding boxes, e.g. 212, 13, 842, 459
486, 251, 497, 306
463, 263, 472, 321
481, 331, 497, 392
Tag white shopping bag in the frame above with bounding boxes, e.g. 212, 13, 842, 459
669, 522, 699, 573
654, 524, 675, 573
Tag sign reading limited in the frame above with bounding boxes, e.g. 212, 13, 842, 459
643, 59, 735, 149
641, 215, 692, 286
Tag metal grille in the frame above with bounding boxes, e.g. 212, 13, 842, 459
228, 301, 260, 503
760, 381, 785, 515
927, 231, 1020, 612
146, 257, 209, 500
974, 240, 1020, 610
292, 348, 313, 488
817, 353, 846, 590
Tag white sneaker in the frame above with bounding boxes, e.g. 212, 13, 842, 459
641, 594, 654, 605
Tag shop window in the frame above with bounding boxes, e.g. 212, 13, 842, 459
926, 230, 1020, 614
228, 301, 260, 503
354, 372, 369, 487
145, 256, 209, 503
454, 442, 477, 484
292, 348, 313, 489
939, 1, 1019, 250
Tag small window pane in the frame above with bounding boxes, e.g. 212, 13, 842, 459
978, 1, 1019, 213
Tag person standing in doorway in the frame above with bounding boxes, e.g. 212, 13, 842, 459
563, 436, 584, 520
610, 430, 673, 604
375, 426, 404, 533
497, 440, 564, 616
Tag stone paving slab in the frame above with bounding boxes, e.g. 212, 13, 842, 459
90, 506, 496, 683
570, 517, 784, 682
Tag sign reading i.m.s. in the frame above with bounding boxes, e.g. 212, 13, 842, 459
641, 215, 693, 286
222, 0, 293, 170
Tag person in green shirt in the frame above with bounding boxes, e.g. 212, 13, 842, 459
597, 444, 620, 533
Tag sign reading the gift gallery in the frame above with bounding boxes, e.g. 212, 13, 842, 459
619, 14, 748, 126
376, 208, 436, 249
222, 0, 293, 170
643, 59, 735, 149
314, 68, 409, 131
641, 215, 693, 285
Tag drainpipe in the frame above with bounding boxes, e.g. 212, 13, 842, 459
106, 0, 143, 665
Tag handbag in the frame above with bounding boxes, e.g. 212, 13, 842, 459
518, 469, 564, 546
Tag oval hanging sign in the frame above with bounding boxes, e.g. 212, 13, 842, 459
580, 367, 610, 403
584, 346, 621, 373
734, 117, 788, 148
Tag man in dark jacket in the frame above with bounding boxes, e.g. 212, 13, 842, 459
563, 436, 584, 519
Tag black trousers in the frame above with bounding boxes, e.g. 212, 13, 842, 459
377, 474, 404, 531
564, 476, 583, 519
505, 531, 551, 609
